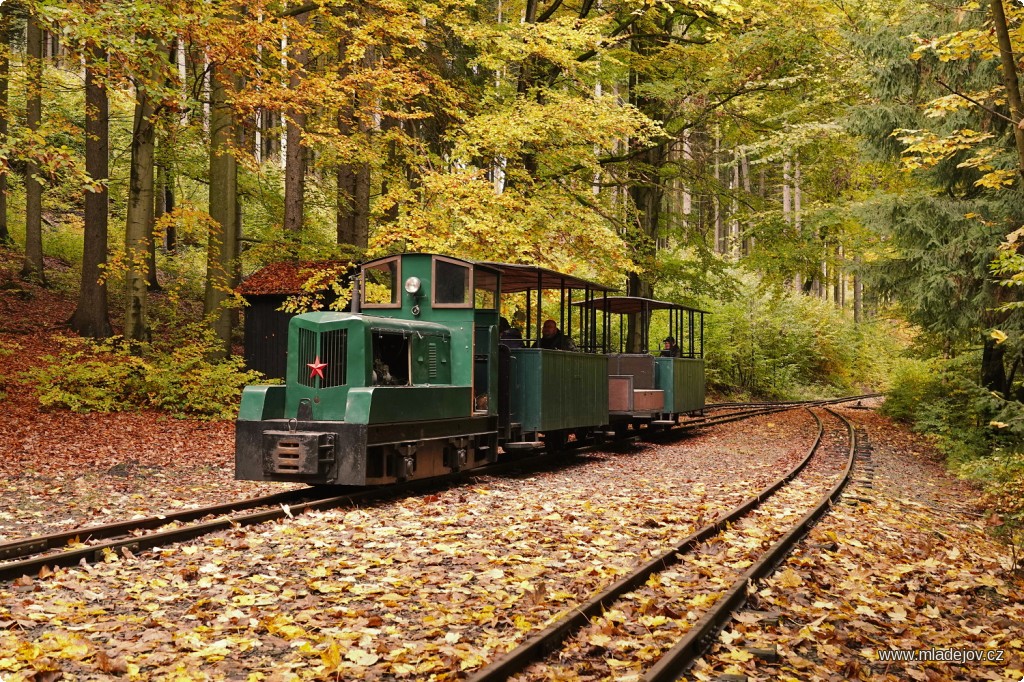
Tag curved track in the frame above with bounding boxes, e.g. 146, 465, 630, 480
466, 406, 860, 681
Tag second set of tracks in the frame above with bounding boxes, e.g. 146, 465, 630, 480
468, 405, 867, 681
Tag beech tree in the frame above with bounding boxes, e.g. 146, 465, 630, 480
21, 12, 45, 285
0, 4, 12, 248
68, 40, 112, 339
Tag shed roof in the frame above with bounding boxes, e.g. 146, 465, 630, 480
237, 261, 354, 296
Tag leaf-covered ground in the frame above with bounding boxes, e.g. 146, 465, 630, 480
2, 253, 1022, 680
0, 252, 294, 545
689, 409, 1024, 682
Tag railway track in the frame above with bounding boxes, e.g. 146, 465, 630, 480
0, 396, 874, 584
466, 406, 861, 681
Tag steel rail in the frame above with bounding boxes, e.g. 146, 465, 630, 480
0, 443, 614, 581
0, 488, 312, 563
466, 407, 831, 682
667, 394, 878, 435
642, 406, 858, 681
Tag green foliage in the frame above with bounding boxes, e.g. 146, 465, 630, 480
27, 324, 266, 419
703, 275, 900, 399
970, 456, 1024, 572
0, 340, 15, 403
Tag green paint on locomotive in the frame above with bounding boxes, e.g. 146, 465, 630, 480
238, 253, 501, 427
238, 312, 466, 424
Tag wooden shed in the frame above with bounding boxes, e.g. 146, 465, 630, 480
237, 261, 354, 380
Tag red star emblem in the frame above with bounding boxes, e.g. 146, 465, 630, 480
307, 356, 328, 380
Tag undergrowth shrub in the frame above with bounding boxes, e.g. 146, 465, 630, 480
0, 339, 15, 402
960, 454, 1024, 572
28, 323, 266, 419
704, 280, 903, 399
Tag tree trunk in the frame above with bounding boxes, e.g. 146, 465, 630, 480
69, 44, 112, 339
0, 6, 11, 246
990, 0, 1024, 180
834, 245, 843, 307
741, 149, 752, 254
854, 255, 863, 323
204, 63, 239, 358
982, 335, 1009, 394
125, 83, 155, 342
21, 15, 45, 285
713, 133, 723, 253
336, 112, 369, 247
283, 13, 308, 233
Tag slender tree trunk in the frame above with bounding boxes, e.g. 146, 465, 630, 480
990, 0, 1024, 179
125, 83, 155, 342
982, 336, 1009, 394
205, 63, 239, 357
783, 157, 798, 292
336, 118, 369, 247
741, 149, 752, 254
730, 151, 739, 259
69, 44, 112, 338
22, 15, 45, 284
853, 255, 863, 323
713, 133, 723, 253
283, 13, 308, 233
681, 132, 692, 231
0, 6, 11, 246
834, 245, 843, 307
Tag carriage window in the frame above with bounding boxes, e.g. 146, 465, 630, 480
362, 258, 400, 308
433, 257, 471, 308
474, 269, 498, 310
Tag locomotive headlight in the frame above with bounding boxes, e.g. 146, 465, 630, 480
404, 277, 422, 295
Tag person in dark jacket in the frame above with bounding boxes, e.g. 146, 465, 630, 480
499, 317, 524, 348
660, 336, 681, 357
534, 319, 577, 351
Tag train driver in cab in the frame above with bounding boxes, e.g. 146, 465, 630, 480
534, 319, 577, 351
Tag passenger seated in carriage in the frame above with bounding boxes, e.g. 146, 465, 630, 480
660, 336, 681, 358
533, 319, 577, 351
499, 317, 524, 348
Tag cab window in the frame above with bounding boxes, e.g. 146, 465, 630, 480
474, 269, 499, 310
362, 257, 400, 308
433, 257, 472, 308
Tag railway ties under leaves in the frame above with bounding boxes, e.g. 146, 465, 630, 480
468, 407, 861, 682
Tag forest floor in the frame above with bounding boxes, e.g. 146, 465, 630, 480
1, 249, 1022, 680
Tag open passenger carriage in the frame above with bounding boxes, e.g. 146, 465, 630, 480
478, 262, 616, 451
573, 296, 707, 431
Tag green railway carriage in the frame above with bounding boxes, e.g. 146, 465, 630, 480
574, 296, 707, 430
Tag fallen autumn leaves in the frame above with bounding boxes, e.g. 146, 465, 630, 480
0, 420, 812, 680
